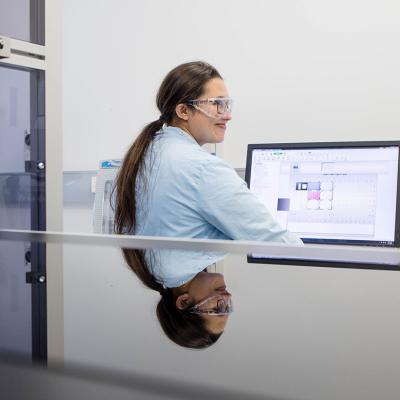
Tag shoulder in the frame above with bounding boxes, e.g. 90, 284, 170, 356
197, 152, 242, 183
153, 128, 213, 169
173, 145, 236, 184
152, 126, 240, 184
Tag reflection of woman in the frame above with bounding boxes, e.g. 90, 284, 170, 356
122, 249, 232, 349
114, 61, 301, 347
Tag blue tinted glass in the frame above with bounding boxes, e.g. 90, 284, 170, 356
0, 65, 45, 359
0, 0, 44, 44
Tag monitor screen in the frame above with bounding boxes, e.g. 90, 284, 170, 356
245, 141, 400, 248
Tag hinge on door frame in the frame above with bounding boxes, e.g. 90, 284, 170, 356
26, 272, 46, 284
25, 160, 45, 172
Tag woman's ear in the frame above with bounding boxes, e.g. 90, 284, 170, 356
176, 293, 191, 310
175, 103, 191, 121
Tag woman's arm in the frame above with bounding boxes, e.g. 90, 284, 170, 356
196, 157, 303, 245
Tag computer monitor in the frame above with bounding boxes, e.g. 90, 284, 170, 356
245, 141, 400, 255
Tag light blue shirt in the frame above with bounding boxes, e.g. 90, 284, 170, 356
136, 125, 302, 287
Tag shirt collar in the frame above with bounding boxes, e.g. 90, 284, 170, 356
161, 124, 199, 146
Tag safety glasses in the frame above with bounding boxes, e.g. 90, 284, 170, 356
188, 294, 233, 316
186, 97, 233, 117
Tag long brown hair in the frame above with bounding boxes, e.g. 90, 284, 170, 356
114, 61, 222, 235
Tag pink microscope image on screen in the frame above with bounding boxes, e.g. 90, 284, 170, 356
294, 180, 332, 209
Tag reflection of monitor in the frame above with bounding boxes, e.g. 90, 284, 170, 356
245, 141, 400, 253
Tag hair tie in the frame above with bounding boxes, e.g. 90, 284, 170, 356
158, 285, 166, 295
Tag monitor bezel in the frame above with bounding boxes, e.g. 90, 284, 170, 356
245, 140, 400, 259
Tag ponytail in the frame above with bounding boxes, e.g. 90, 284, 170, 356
121, 248, 164, 293
114, 119, 163, 235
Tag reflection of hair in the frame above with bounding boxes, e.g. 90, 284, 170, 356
114, 61, 222, 235
122, 249, 222, 349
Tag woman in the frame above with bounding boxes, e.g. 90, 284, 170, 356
114, 61, 301, 347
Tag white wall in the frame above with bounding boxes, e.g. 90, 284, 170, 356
63, 0, 400, 171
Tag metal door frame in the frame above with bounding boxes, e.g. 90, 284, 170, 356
0, 0, 47, 362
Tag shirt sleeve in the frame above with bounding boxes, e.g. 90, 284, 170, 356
195, 156, 303, 245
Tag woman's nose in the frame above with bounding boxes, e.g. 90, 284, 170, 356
222, 111, 232, 121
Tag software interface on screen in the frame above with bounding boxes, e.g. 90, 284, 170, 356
248, 145, 399, 245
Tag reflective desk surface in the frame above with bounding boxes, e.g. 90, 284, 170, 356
2, 232, 400, 400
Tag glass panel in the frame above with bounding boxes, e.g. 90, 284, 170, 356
0, 67, 31, 173
0, 240, 32, 355
57, 241, 400, 400
0, 65, 45, 359
0, 0, 44, 45
1, 234, 400, 399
